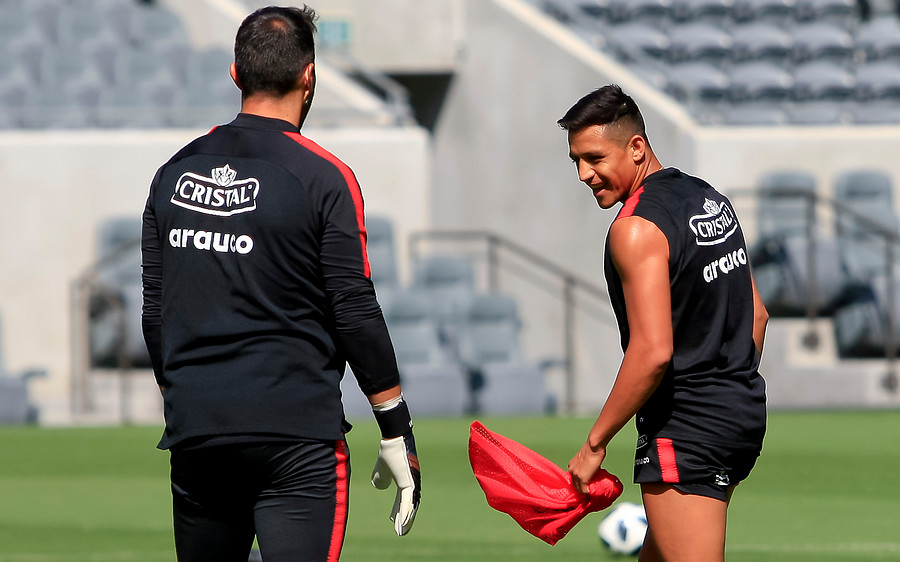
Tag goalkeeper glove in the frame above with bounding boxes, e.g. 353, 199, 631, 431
371, 394, 421, 536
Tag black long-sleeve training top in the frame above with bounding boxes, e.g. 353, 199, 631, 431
141, 113, 400, 450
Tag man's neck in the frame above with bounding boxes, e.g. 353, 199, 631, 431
239, 91, 305, 129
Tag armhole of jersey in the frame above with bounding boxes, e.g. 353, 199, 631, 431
617, 186, 645, 219
281, 131, 371, 278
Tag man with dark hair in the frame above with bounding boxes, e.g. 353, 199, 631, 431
560, 85, 768, 561
141, 6, 420, 561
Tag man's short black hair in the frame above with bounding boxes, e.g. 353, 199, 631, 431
234, 5, 317, 98
557, 84, 648, 143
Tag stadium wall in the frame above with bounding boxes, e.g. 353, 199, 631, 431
0, 126, 430, 425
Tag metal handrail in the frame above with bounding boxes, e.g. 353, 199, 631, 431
409, 229, 615, 413
731, 187, 900, 392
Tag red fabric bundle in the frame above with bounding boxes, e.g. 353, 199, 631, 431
468, 420, 624, 546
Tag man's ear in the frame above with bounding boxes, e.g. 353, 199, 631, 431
301, 62, 316, 92
229, 63, 241, 90
629, 135, 647, 163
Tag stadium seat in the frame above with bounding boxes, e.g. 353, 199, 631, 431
791, 61, 855, 102
6, 28, 48, 85
381, 290, 450, 365
399, 362, 468, 416
728, 62, 793, 104
88, 217, 150, 369
22, 0, 63, 44
0, 3, 40, 49
849, 99, 900, 124
668, 22, 733, 65
128, 4, 188, 48
411, 254, 477, 323
20, 86, 95, 130
366, 215, 400, 290
756, 170, 817, 238
169, 81, 239, 128
854, 61, 900, 100
664, 62, 730, 123
730, 22, 793, 65
56, 2, 109, 48
94, 216, 143, 286
791, 22, 856, 66
377, 290, 468, 415
751, 233, 848, 316
732, 0, 796, 25
721, 104, 788, 125
857, 17, 900, 62
454, 292, 524, 366
670, 0, 733, 26
603, 22, 671, 62
833, 169, 899, 279
786, 101, 849, 125
794, 0, 857, 28
620, 0, 674, 27
833, 269, 900, 357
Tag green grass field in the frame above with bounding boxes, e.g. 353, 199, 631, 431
0, 411, 898, 561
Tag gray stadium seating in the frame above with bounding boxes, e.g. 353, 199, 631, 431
670, 0, 733, 25
88, 217, 150, 369
730, 22, 793, 65
751, 170, 852, 316
833, 269, 900, 357
603, 22, 671, 62
664, 62, 730, 124
376, 289, 468, 416
732, 0, 796, 25
668, 22, 734, 65
757, 170, 817, 237
794, 0, 857, 28
792, 61, 855, 102
834, 169, 899, 279
538, 0, 900, 126
857, 16, 900, 61
366, 215, 400, 290
411, 254, 476, 324
728, 62, 793, 104
791, 22, 856, 66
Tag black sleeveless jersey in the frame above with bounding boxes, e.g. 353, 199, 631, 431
604, 168, 766, 448
142, 114, 400, 449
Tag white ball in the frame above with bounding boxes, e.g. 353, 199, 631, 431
598, 502, 648, 556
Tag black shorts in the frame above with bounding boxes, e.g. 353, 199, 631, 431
633, 436, 760, 502
170, 439, 350, 562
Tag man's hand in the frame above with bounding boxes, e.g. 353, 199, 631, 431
370, 392, 421, 536
372, 432, 421, 535
568, 442, 606, 495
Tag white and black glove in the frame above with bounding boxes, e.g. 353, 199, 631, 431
371, 394, 421, 536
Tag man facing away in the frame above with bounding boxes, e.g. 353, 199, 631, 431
141, 6, 420, 561
562, 85, 768, 561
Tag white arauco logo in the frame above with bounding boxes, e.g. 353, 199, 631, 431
168, 228, 254, 255
171, 165, 260, 217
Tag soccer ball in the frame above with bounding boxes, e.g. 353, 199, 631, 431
598, 502, 648, 556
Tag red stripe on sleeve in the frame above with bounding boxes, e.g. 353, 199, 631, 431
327, 440, 350, 562
283, 132, 371, 278
656, 438, 681, 483
618, 186, 645, 219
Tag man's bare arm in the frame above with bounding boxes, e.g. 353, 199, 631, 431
568, 216, 673, 493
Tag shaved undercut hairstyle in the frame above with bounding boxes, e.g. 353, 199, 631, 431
557, 84, 649, 145
234, 5, 317, 98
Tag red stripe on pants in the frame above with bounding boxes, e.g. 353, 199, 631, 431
656, 438, 680, 483
327, 440, 350, 562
